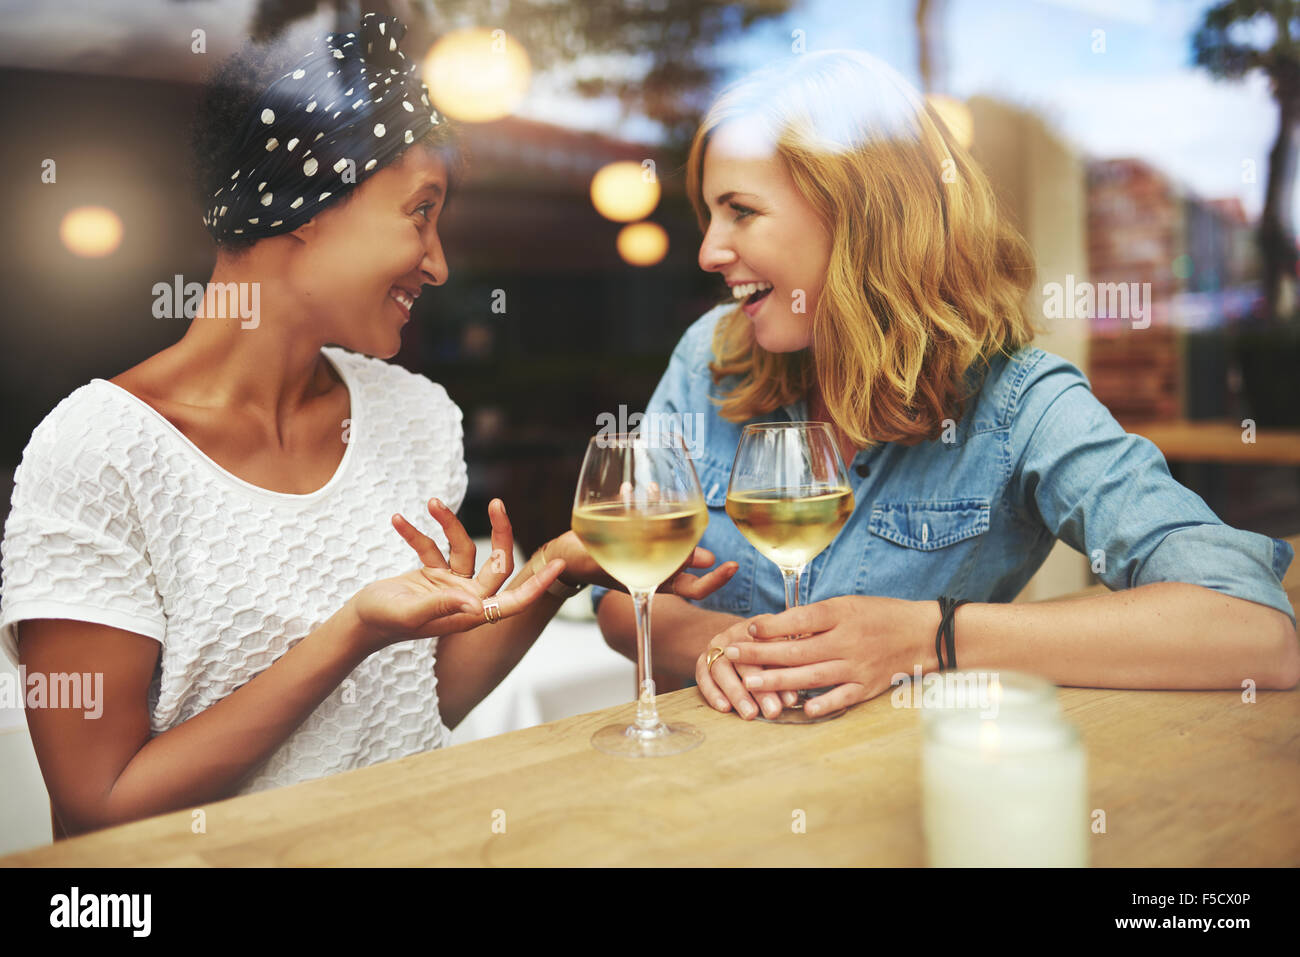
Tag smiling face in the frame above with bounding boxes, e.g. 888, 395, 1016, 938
698, 121, 833, 354
284, 142, 451, 359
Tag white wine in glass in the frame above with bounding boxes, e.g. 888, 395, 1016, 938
572, 432, 708, 756
725, 422, 855, 723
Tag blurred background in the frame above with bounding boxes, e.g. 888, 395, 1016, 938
1, 0, 1299, 603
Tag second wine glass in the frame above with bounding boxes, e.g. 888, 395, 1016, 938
725, 421, 855, 723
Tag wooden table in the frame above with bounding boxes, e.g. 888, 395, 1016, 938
5, 545, 1298, 868
1127, 420, 1300, 466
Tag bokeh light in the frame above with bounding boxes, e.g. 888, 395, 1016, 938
590, 160, 661, 223
423, 28, 531, 123
616, 221, 668, 267
926, 93, 974, 150
59, 205, 123, 257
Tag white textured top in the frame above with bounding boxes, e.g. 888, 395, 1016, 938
0, 347, 468, 795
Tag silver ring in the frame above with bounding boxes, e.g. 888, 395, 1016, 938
451, 569, 474, 579
482, 596, 502, 625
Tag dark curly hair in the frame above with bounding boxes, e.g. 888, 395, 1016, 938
188, 38, 466, 255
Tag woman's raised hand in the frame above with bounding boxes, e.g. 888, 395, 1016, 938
346, 497, 565, 655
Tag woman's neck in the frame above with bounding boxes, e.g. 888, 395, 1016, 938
162, 262, 339, 424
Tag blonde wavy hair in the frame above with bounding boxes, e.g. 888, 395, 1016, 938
686, 50, 1037, 446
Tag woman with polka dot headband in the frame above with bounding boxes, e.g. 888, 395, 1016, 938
0, 12, 737, 837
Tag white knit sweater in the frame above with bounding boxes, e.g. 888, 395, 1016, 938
0, 346, 467, 794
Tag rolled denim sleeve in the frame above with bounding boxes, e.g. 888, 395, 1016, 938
590, 306, 727, 615
1009, 355, 1295, 624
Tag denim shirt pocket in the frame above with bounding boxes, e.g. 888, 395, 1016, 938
692, 455, 757, 615
861, 497, 992, 598
868, 498, 991, 550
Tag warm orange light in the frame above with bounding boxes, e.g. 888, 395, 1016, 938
59, 205, 123, 258
925, 93, 974, 150
590, 161, 661, 223
616, 221, 668, 267
423, 28, 531, 123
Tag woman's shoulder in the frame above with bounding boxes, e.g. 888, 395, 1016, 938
20, 381, 150, 474
968, 345, 1092, 431
4, 383, 159, 541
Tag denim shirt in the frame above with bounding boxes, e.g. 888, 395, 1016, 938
593, 304, 1296, 625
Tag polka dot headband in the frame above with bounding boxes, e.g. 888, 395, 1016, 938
203, 11, 444, 243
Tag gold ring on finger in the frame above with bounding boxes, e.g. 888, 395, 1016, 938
482, 596, 502, 625
705, 647, 724, 669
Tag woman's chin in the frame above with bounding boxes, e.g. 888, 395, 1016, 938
338, 332, 402, 360
753, 318, 811, 354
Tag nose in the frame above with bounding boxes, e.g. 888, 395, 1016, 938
698, 220, 737, 274
421, 228, 449, 286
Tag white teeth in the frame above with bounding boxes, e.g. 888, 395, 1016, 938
390, 288, 414, 309
731, 281, 774, 299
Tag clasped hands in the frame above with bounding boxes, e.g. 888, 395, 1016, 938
696, 595, 939, 721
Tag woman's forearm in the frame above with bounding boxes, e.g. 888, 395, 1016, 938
597, 590, 742, 679
96, 605, 372, 833
951, 582, 1300, 690
433, 553, 566, 729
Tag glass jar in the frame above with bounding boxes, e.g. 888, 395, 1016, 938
921, 679, 1089, 867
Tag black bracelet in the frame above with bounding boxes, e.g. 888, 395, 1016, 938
934, 596, 971, 670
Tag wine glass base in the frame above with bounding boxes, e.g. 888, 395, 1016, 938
591, 721, 704, 757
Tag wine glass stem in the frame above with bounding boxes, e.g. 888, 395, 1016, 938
631, 589, 660, 730
781, 566, 815, 704
780, 566, 804, 612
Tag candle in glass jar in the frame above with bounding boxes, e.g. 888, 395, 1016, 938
922, 708, 1089, 867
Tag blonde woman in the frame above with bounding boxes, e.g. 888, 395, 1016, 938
595, 50, 1298, 720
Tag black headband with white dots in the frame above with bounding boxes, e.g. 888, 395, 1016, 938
203, 11, 444, 243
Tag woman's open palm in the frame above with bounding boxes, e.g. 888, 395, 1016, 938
349, 497, 564, 653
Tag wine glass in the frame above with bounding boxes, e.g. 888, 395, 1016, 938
572, 431, 708, 756
725, 421, 856, 723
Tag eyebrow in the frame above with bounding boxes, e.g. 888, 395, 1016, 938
712, 190, 758, 206
410, 180, 445, 199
